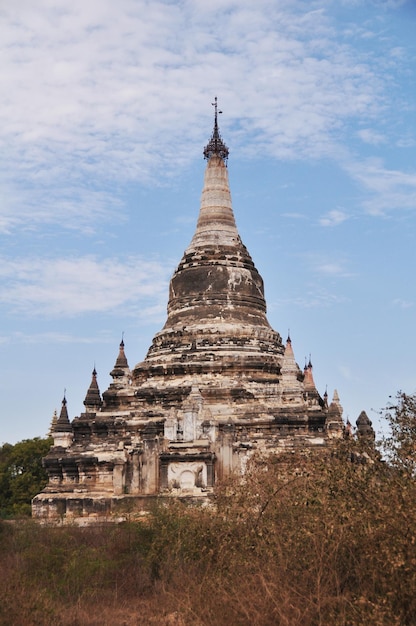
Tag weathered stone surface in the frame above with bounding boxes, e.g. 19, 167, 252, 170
32, 119, 344, 523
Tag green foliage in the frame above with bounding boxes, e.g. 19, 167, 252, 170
0, 436, 52, 518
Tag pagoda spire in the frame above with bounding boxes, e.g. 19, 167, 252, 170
303, 357, 316, 391
303, 358, 326, 408
83, 367, 103, 412
326, 389, 344, 437
55, 394, 71, 431
331, 389, 343, 413
115, 336, 128, 369
48, 409, 58, 436
110, 336, 130, 379
161, 110, 274, 331
356, 410, 375, 440
52, 394, 73, 448
203, 97, 229, 162
280, 335, 304, 404
137, 104, 283, 370
323, 387, 329, 408
190, 146, 239, 248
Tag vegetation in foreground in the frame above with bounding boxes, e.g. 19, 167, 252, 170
0, 392, 415, 625
0, 437, 51, 518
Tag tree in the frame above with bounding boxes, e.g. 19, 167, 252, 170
0, 437, 52, 517
382, 391, 416, 474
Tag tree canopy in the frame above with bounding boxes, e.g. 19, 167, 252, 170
0, 436, 51, 517
382, 390, 416, 474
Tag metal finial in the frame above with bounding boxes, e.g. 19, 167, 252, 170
203, 96, 229, 162
212, 96, 222, 124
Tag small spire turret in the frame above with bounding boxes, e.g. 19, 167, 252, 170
331, 389, 342, 412
52, 394, 73, 448
115, 336, 128, 369
356, 410, 375, 440
203, 97, 229, 162
303, 357, 326, 409
303, 358, 316, 391
325, 389, 344, 437
111, 336, 130, 378
55, 394, 72, 432
83, 367, 103, 412
280, 335, 304, 405
48, 409, 58, 436
345, 418, 353, 437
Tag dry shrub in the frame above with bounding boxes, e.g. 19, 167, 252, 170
1, 441, 416, 625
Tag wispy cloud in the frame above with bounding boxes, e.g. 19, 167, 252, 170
6, 331, 115, 345
396, 137, 416, 148
303, 252, 354, 278
0, 184, 124, 235
314, 263, 350, 276
319, 209, 349, 227
346, 158, 416, 215
282, 212, 308, 220
392, 298, 414, 309
0, 0, 392, 233
357, 128, 386, 145
272, 288, 348, 311
0, 255, 171, 317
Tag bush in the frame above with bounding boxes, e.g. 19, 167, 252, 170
1, 437, 415, 625
1, 394, 416, 624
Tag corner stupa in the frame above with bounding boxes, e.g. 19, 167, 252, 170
33, 100, 344, 523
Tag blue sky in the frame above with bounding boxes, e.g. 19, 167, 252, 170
1, 0, 415, 444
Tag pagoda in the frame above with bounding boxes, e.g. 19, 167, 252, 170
33, 101, 344, 522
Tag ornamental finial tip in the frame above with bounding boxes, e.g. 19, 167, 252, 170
203, 96, 229, 162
